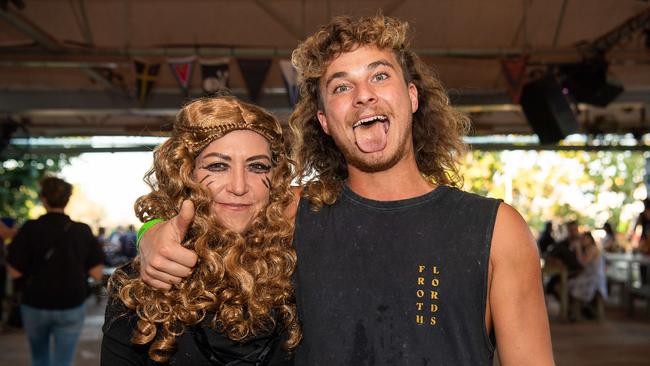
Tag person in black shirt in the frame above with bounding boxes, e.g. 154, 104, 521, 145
537, 221, 556, 255
101, 96, 300, 365
7, 176, 104, 366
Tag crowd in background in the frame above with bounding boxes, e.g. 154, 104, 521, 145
539, 198, 650, 321
96, 225, 138, 268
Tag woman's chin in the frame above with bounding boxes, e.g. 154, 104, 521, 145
217, 219, 252, 235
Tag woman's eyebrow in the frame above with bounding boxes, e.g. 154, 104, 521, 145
201, 152, 230, 161
246, 154, 271, 162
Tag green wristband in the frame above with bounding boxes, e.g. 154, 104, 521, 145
136, 219, 164, 250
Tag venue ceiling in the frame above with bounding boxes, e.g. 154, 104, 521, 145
1, 0, 650, 148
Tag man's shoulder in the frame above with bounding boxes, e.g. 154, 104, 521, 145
437, 186, 502, 218
443, 185, 501, 203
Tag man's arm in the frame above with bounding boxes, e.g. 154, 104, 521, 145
489, 203, 554, 365
138, 200, 198, 289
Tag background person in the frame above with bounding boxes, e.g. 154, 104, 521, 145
6, 176, 104, 366
567, 232, 607, 319
538, 220, 556, 255
600, 222, 620, 253
628, 198, 650, 254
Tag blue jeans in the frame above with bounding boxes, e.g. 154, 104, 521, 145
20, 303, 86, 366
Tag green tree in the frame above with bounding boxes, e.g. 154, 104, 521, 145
460, 149, 646, 234
0, 153, 72, 223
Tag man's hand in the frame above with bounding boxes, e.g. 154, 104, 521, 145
139, 200, 198, 290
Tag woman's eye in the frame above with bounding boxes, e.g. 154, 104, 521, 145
249, 163, 271, 173
203, 162, 228, 172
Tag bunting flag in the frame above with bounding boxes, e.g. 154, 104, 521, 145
237, 58, 272, 103
200, 58, 230, 95
500, 55, 529, 104
134, 60, 161, 106
168, 56, 196, 96
279, 59, 299, 107
91, 67, 128, 93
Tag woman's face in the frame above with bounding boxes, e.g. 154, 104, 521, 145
193, 130, 273, 234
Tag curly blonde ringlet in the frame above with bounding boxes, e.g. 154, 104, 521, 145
289, 14, 470, 210
109, 96, 301, 363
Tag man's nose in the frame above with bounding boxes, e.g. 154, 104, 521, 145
354, 82, 377, 106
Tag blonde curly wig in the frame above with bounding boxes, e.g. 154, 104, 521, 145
289, 14, 470, 210
109, 96, 301, 362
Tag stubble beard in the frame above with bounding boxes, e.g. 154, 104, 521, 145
334, 122, 412, 174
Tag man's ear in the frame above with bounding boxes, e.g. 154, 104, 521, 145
316, 110, 331, 135
408, 82, 419, 113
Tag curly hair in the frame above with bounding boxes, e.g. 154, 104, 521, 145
109, 96, 301, 363
289, 14, 470, 210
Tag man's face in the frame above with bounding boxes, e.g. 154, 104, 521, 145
316, 46, 419, 173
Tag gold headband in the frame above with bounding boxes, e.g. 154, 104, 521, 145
175, 121, 282, 156
172, 96, 284, 157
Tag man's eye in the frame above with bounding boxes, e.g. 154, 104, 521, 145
203, 162, 228, 172
249, 163, 271, 173
333, 84, 350, 94
373, 72, 388, 82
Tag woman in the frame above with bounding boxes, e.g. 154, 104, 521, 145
101, 96, 301, 365
567, 232, 607, 317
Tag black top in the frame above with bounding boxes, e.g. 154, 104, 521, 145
101, 264, 293, 366
293, 185, 500, 366
7, 212, 104, 309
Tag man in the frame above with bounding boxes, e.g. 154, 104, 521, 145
138, 15, 553, 365
7, 176, 104, 366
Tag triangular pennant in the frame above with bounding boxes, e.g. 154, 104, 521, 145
91, 67, 128, 93
168, 56, 196, 96
200, 58, 230, 95
500, 55, 529, 104
237, 58, 272, 103
134, 60, 161, 106
279, 59, 299, 107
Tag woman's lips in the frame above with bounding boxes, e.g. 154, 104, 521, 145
217, 202, 252, 211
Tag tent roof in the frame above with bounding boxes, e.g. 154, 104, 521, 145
1, 0, 650, 140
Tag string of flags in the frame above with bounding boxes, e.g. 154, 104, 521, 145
500, 55, 529, 104
133, 57, 298, 107
135, 56, 529, 107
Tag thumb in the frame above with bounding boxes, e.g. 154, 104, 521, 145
172, 199, 195, 241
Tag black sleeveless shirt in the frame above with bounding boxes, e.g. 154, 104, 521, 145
293, 185, 500, 365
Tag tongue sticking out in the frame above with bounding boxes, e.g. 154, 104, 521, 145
354, 121, 388, 153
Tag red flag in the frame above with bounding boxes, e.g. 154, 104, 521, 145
168, 56, 195, 95
500, 55, 529, 104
